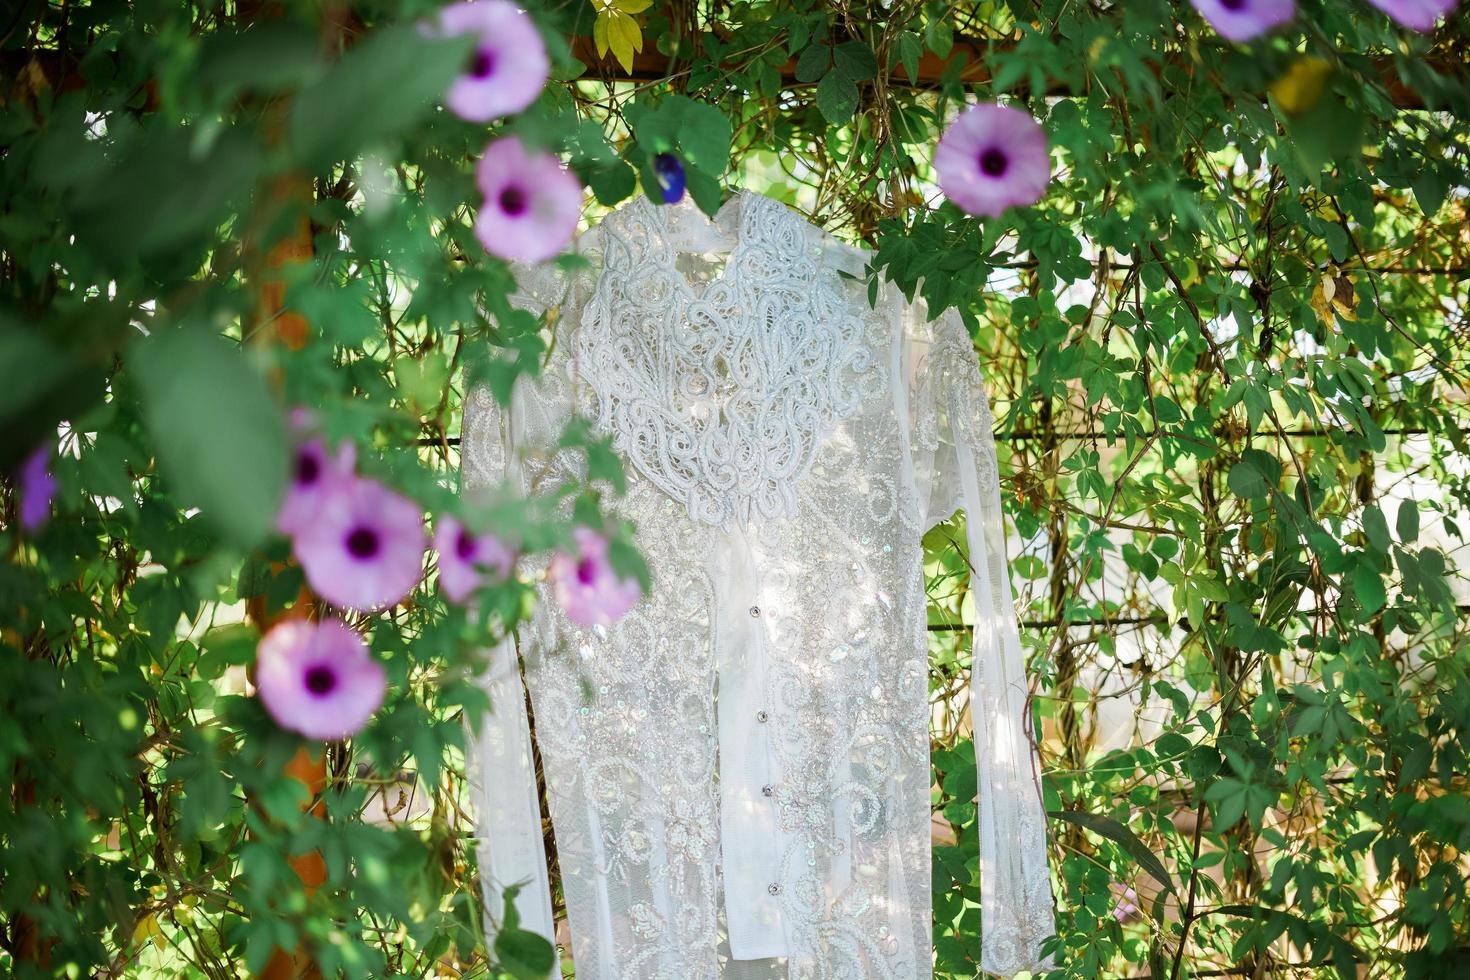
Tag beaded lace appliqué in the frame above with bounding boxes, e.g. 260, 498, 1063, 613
575, 192, 876, 530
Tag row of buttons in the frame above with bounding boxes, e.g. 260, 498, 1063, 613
749, 603, 781, 901
754, 596, 770, 725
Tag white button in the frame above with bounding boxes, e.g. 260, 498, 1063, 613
761, 784, 774, 797
755, 710, 769, 723
749, 605, 761, 618
767, 882, 781, 896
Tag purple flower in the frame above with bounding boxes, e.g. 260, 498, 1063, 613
1364, 0, 1456, 31
1113, 885, 1140, 922
293, 476, 427, 613
474, 136, 583, 263
548, 527, 642, 628
1188, 0, 1295, 42
653, 153, 686, 204
277, 438, 356, 537
436, 0, 549, 122
255, 618, 386, 740
933, 103, 1051, 219
18, 443, 56, 532
434, 514, 516, 604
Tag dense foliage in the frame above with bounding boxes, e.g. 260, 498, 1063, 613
2, 0, 1468, 978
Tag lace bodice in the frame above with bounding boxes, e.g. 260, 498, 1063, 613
577, 193, 876, 529
460, 190, 1054, 979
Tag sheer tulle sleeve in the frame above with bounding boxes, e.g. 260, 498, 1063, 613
459, 258, 572, 974
907, 298, 1055, 977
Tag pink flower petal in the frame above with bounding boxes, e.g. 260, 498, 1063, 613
934, 104, 1051, 219
548, 527, 643, 628
1188, 0, 1295, 42
474, 136, 583, 263
434, 514, 516, 604
19, 442, 56, 533
293, 476, 427, 613
1365, 0, 1456, 30
256, 618, 386, 740
438, 0, 550, 122
277, 438, 357, 536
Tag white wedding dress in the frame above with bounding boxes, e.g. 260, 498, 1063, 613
460, 189, 1053, 979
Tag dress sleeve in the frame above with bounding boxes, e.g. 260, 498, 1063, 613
460, 264, 563, 971
907, 298, 1055, 977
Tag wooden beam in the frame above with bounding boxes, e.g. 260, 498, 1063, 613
569, 34, 1007, 86
237, 2, 332, 976
1, 31, 1444, 113
569, 35, 1440, 110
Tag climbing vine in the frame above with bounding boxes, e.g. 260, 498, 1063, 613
2, 0, 1468, 977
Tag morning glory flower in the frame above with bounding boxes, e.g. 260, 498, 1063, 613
934, 103, 1051, 219
1364, 0, 1457, 31
277, 438, 356, 537
548, 527, 643, 628
1113, 885, 1141, 922
1189, 0, 1295, 42
474, 136, 584, 263
18, 442, 56, 532
293, 476, 427, 613
434, 514, 516, 604
436, 0, 550, 122
653, 153, 686, 204
255, 618, 386, 740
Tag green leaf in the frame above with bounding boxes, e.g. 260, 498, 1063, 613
1185, 744, 1222, 780
816, 70, 859, 125
893, 31, 923, 85
1321, 222, 1351, 264
1351, 563, 1385, 614
1212, 905, 1362, 975
1397, 739, 1432, 787
684, 164, 724, 217
608, 532, 652, 593
198, 623, 260, 681
1411, 170, 1448, 217
195, 19, 323, 98
1193, 574, 1230, 602
493, 927, 557, 979
395, 350, 449, 411
924, 14, 954, 58
133, 328, 287, 548
627, 96, 731, 179
0, 320, 71, 441
1363, 504, 1391, 552
672, 99, 732, 172
585, 156, 637, 206
1395, 499, 1419, 543
1049, 809, 1176, 899
1156, 732, 1192, 759
795, 42, 831, 83
1281, 89, 1364, 181
1204, 776, 1248, 829
289, 26, 472, 167
72, 125, 262, 266
943, 752, 977, 805
833, 41, 877, 82
1227, 449, 1281, 499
